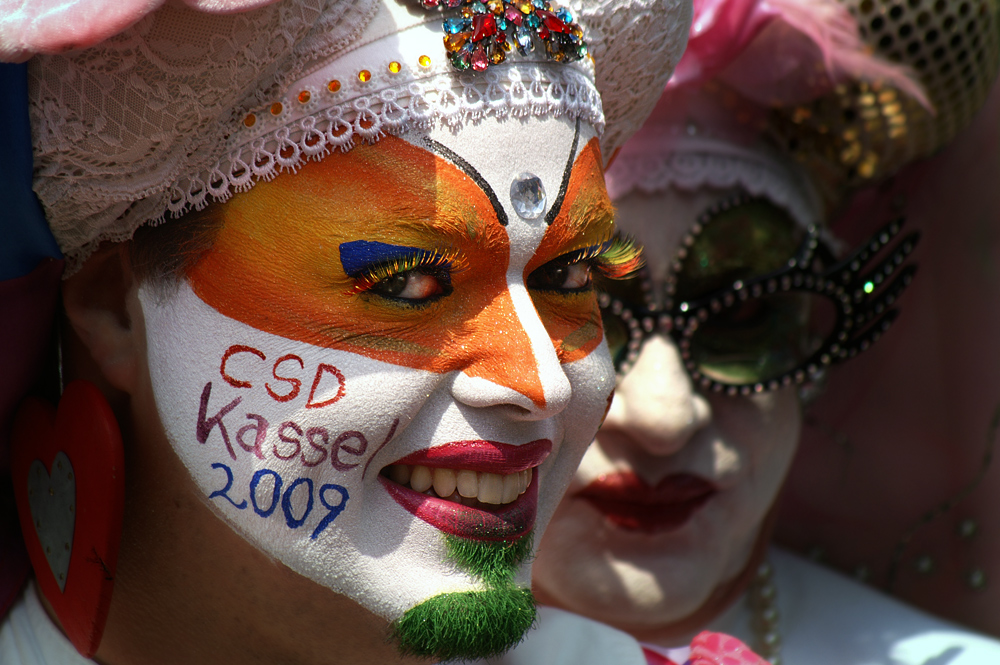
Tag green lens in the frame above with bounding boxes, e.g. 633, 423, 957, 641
690, 291, 835, 385
675, 199, 803, 301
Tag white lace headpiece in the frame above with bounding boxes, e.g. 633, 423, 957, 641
25, 0, 691, 271
605, 130, 823, 229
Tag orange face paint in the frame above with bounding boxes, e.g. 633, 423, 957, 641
525, 137, 614, 364
188, 133, 613, 409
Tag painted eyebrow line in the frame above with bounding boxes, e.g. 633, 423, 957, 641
544, 117, 581, 226
421, 136, 509, 227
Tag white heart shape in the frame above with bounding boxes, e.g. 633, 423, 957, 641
27, 451, 76, 592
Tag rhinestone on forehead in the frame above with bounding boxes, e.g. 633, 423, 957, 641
419, 0, 588, 71
509, 172, 547, 219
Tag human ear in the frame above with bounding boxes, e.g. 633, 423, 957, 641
62, 244, 140, 395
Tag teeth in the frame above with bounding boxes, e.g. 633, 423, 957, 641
390, 465, 412, 486
478, 473, 504, 504
385, 464, 533, 506
501, 473, 519, 503
410, 465, 433, 493
432, 467, 457, 499
457, 470, 478, 498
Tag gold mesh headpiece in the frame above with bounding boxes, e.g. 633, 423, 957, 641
770, 0, 999, 195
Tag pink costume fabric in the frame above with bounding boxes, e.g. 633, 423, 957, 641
776, 79, 1000, 636
0, 0, 280, 61
643, 632, 770, 665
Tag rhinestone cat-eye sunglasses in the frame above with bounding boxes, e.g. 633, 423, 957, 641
598, 196, 919, 395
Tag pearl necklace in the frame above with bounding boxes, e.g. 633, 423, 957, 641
748, 559, 782, 664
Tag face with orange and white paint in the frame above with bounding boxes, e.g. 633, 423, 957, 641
138, 115, 622, 630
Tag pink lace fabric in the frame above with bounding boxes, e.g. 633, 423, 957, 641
0, 0, 282, 62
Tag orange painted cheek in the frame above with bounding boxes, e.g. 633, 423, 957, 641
531, 292, 604, 364
523, 136, 612, 363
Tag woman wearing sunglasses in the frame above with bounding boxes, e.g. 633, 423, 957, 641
527, 1, 1000, 664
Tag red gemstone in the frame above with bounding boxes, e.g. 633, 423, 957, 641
471, 43, 489, 71
472, 13, 497, 41
537, 9, 567, 32
504, 5, 523, 24
538, 23, 550, 40
496, 30, 507, 43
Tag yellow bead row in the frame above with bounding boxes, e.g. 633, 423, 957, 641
242, 55, 434, 128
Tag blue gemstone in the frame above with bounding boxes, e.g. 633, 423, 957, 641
497, 17, 507, 30
515, 25, 534, 53
532, 0, 545, 7
556, 8, 572, 22
471, 1, 487, 13
443, 18, 469, 34
525, 13, 541, 28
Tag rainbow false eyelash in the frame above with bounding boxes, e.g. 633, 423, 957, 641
343, 244, 466, 296
566, 233, 643, 280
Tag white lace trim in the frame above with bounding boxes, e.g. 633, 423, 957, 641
28, 0, 691, 273
607, 147, 823, 229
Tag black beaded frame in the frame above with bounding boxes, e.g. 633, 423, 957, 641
599, 195, 920, 395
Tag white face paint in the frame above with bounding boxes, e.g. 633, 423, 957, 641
533, 188, 802, 631
140, 114, 618, 621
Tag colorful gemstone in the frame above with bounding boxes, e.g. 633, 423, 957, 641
510, 173, 546, 219
471, 1, 487, 13
491, 46, 505, 64
461, 6, 474, 17
487, 0, 504, 13
444, 32, 470, 52
472, 13, 497, 40
538, 23, 550, 40
443, 17, 469, 34
358, 69, 372, 83
531, 0, 545, 8
388, 61, 402, 73
471, 43, 489, 71
451, 51, 471, 70
270, 102, 283, 115
525, 13, 541, 28
515, 25, 534, 54
497, 17, 507, 30
419, 54, 432, 67
517, 1, 532, 13
446, 0, 463, 7
504, 5, 523, 24
422, 0, 440, 7
556, 7, 573, 22
297, 90, 311, 104
537, 9, 566, 32
243, 113, 256, 128
327, 79, 341, 93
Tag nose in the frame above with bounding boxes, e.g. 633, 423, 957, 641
604, 335, 711, 455
450, 282, 572, 420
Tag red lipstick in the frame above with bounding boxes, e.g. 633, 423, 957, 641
382, 439, 550, 541
578, 471, 716, 533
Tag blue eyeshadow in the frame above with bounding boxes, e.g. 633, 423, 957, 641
339, 240, 426, 276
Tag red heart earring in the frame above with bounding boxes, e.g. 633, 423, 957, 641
10, 380, 125, 658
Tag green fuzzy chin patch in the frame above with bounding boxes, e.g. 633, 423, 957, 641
392, 533, 536, 660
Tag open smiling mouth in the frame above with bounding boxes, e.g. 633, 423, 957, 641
379, 440, 551, 541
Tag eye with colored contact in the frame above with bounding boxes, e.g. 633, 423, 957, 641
528, 233, 643, 293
